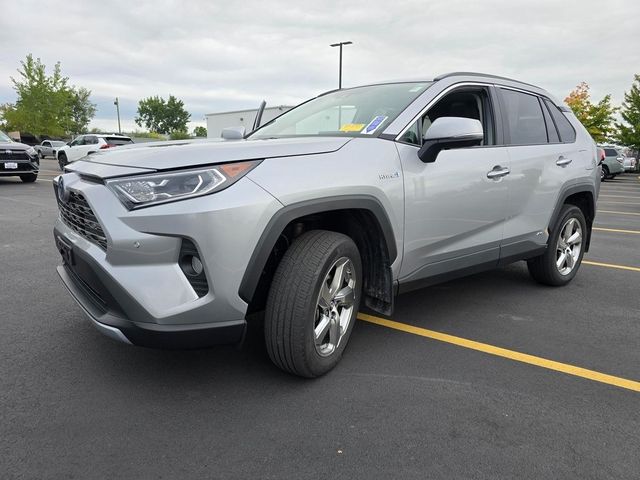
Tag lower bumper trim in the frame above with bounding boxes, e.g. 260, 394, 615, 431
57, 264, 246, 349
87, 316, 132, 345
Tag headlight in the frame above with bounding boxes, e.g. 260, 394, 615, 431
105, 160, 261, 209
26, 147, 37, 157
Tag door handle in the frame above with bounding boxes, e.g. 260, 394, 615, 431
556, 156, 572, 167
487, 166, 510, 179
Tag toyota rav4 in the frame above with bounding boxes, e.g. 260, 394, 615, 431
53, 72, 599, 377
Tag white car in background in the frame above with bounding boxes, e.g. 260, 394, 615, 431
56, 134, 133, 170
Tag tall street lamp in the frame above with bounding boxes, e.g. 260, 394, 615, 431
330, 41, 352, 89
114, 97, 122, 134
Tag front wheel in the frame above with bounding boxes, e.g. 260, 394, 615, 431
58, 153, 67, 171
264, 230, 362, 378
527, 204, 586, 286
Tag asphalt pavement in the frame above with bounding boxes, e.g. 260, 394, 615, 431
1, 159, 639, 479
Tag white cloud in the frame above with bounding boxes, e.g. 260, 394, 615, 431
1, 0, 638, 132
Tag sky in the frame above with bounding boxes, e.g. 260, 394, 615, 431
1, 0, 638, 134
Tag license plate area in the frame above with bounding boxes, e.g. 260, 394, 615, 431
4, 162, 18, 169
56, 235, 75, 266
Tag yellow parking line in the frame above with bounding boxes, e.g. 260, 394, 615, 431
357, 313, 640, 392
582, 260, 640, 273
599, 195, 640, 199
598, 210, 640, 216
593, 227, 640, 234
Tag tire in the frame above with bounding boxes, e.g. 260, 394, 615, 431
600, 166, 606, 182
38, 151, 44, 160
20, 173, 38, 183
264, 230, 362, 378
602, 165, 609, 180
58, 153, 67, 171
527, 204, 586, 286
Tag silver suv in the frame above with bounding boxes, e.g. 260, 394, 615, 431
53, 72, 599, 377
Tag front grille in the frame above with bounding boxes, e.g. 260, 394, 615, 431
0, 150, 30, 161
56, 189, 108, 250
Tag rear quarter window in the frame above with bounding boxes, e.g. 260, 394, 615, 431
543, 99, 576, 143
604, 148, 619, 157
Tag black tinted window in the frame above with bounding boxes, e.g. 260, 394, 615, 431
543, 99, 576, 143
501, 89, 547, 145
604, 148, 619, 157
105, 137, 134, 146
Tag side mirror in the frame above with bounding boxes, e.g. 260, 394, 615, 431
221, 126, 246, 140
418, 117, 484, 163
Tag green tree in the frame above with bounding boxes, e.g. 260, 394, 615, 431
2, 54, 96, 136
616, 74, 640, 154
169, 130, 191, 140
193, 126, 207, 137
135, 95, 190, 134
564, 82, 617, 143
66, 87, 97, 135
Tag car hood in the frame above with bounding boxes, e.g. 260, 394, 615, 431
0, 141, 29, 150
72, 137, 351, 176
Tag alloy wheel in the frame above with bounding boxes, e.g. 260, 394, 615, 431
314, 257, 356, 357
555, 217, 583, 276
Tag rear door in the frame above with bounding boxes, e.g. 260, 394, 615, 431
498, 88, 580, 259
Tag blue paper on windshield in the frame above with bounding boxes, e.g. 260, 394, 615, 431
362, 115, 388, 135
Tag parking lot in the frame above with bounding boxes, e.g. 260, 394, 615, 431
2, 159, 639, 479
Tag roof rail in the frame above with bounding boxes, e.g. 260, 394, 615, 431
433, 72, 542, 90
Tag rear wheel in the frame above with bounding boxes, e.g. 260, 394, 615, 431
527, 204, 586, 286
58, 153, 67, 171
600, 166, 606, 181
264, 230, 362, 378
20, 173, 38, 183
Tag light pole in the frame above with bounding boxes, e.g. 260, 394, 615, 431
330, 41, 352, 89
114, 97, 121, 134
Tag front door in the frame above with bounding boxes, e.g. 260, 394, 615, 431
396, 85, 509, 284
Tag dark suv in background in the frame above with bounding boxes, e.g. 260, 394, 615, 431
0, 130, 39, 183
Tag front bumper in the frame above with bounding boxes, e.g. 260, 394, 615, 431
53, 170, 282, 348
0, 158, 39, 175
57, 260, 245, 348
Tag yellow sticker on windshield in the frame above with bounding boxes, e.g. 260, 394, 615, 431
340, 123, 365, 132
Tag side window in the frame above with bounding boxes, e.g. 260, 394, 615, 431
420, 88, 495, 146
543, 99, 576, 143
70, 137, 83, 147
85, 136, 98, 145
541, 102, 560, 143
43, 141, 51, 147
500, 89, 547, 145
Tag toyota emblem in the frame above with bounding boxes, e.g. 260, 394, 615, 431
58, 177, 70, 203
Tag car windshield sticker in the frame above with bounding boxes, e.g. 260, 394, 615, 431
340, 123, 365, 132
362, 115, 388, 135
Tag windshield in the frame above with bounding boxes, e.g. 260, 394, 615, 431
250, 82, 431, 139
51, 141, 66, 147
0, 131, 13, 143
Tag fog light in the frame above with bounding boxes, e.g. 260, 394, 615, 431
179, 239, 209, 297
191, 256, 203, 275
